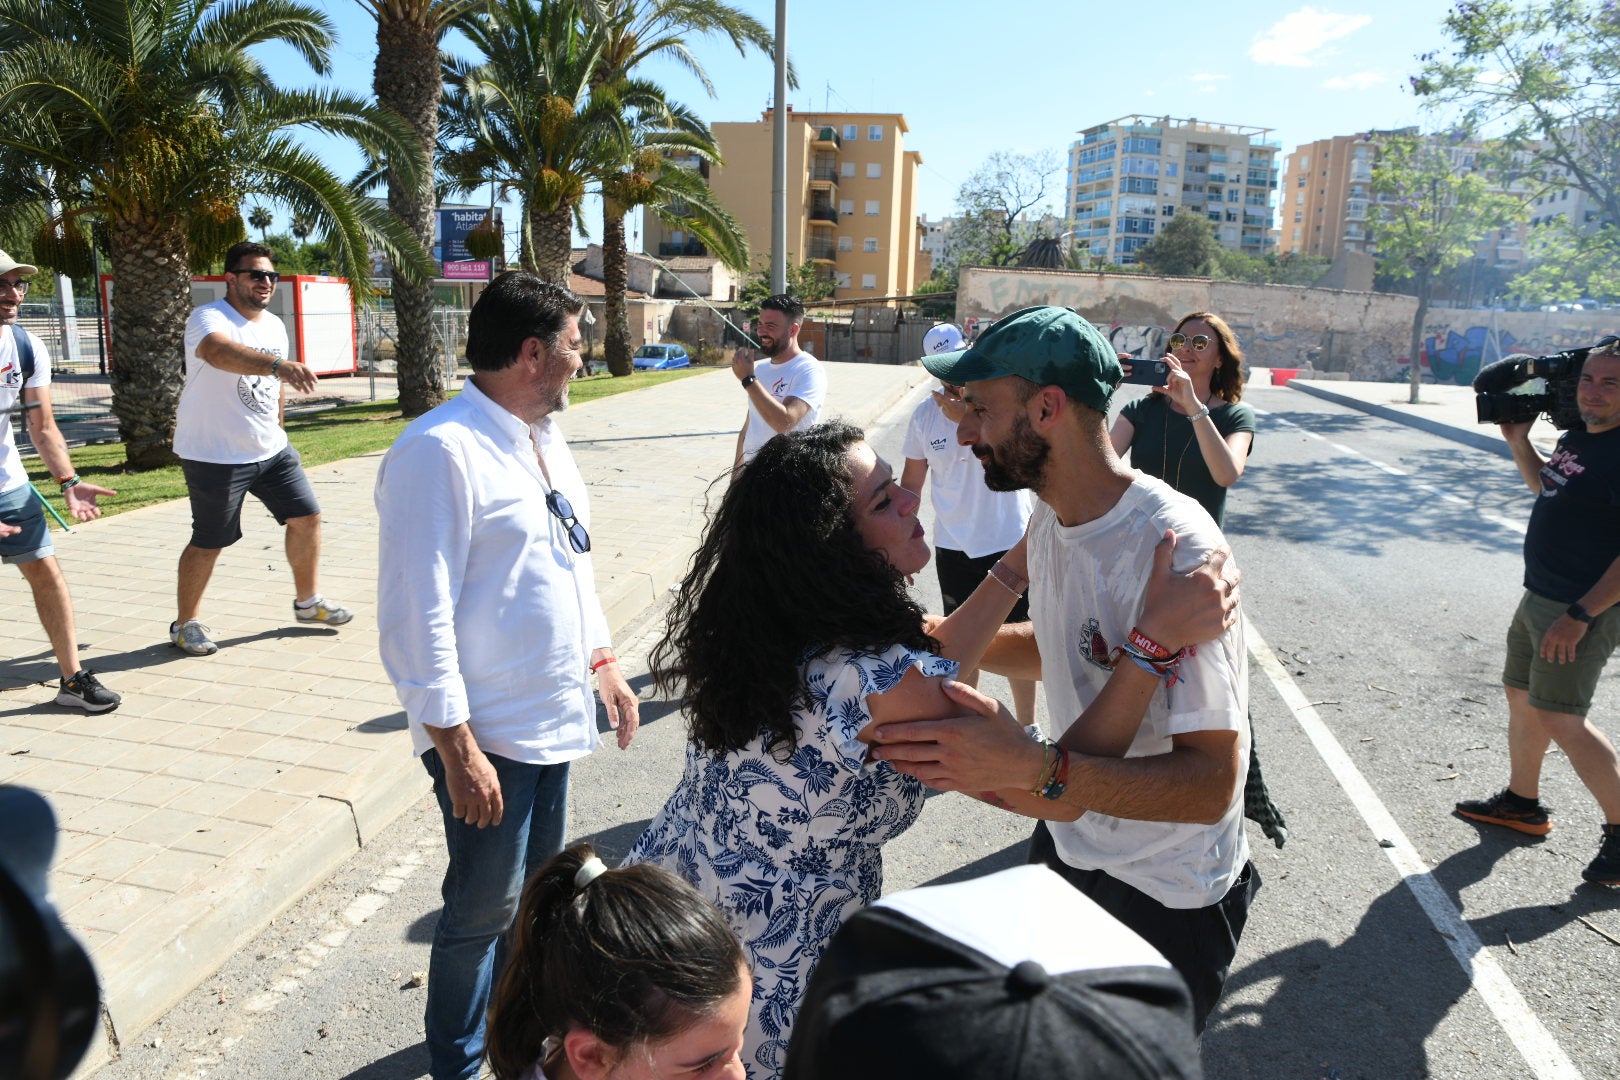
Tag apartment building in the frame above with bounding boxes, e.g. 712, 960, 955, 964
641, 109, 925, 302
1280, 128, 1531, 271
1065, 115, 1280, 266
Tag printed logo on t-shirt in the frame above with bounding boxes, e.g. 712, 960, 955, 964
770, 376, 790, 398
1540, 447, 1586, 495
1080, 617, 1117, 671
929, 436, 950, 451
1, 358, 18, 388
237, 373, 279, 415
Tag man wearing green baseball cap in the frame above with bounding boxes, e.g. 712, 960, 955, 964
870, 305, 1256, 1032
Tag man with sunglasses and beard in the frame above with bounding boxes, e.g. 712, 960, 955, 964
869, 306, 1255, 1033
375, 271, 640, 1080
172, 241, 347, 655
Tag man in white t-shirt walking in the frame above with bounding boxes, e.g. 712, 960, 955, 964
901, 322, 1036, 725
171, 241, 350, 656
0, 251, 121, 711
731, 293, 826, 475
871, 306, 1254, 1032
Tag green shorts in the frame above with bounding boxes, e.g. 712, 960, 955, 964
1503, 589, 1620, 717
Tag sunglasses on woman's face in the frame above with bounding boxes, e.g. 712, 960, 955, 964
1169, 333, 1211, 352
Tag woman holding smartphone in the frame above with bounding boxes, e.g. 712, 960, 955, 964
1111, 311, 1256, 528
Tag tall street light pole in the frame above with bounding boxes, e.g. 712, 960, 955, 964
770, 0, 788, 294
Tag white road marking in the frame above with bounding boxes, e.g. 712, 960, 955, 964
1257, 408, 1528, 536
1246, 617, 1583, 1080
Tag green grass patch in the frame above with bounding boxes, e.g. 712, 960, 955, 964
33, 368, 705, 521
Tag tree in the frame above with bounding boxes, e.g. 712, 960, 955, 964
1413, 0, 1620, 227
0, 0, 429, 468
444, 0, 625, 285
1135, 213, 1222, 277
1413, 1, 1620, 316
1369, 133, 1525, 402
248, 205, 274, 243
588, 0, 775, 376
736, 258, 833, 320
355, 0, 485, 417
944, 150, 1063, 271
291, 215, 314, 243
1507, 222, 1620, 305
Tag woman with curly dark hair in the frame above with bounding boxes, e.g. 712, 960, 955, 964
1112, 311, 1256, 528
625, 420, 1232, 1080
486, 842, 748, 1080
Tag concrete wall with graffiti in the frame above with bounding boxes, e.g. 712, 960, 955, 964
1417, 312, 1617, 386
955, 266, 1413, 380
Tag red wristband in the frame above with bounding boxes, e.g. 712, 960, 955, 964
590, 656, 617, 673
1128, 627, 1175, 661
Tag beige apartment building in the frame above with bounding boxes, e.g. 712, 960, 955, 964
1280, 128, 1529, 272
1066, 115, 1280, 265
642, 108, 925, 302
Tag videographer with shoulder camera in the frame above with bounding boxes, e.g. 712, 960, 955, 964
1456, 340, 1620, 886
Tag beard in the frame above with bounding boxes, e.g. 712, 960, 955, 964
758, 334, 785, 358
230, 281, 271, 312
976, 412, 1049, 491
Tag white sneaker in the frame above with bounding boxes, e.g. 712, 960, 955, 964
170, 620, 218, 656
294, 598, 354, 626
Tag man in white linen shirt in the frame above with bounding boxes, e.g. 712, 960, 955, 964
376, 272, 640, 1080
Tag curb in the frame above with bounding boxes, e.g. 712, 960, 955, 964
1287, 380, 1513, 459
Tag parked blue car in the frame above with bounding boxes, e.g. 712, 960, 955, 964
632, 343, 691, 370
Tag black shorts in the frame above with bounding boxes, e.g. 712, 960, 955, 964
181, 445, 320, 549
934, 546, 1030, 621
1028, 821, 1259, 1033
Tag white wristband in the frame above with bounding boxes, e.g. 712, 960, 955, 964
1190, 405, 1211, 422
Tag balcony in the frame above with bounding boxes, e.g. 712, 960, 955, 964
808, 202, 838, 226
812, 126, 842, 150
810, 166, 839, 188
809, 237, 838, 263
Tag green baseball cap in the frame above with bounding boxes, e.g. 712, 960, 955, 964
921, 306, 1122, 413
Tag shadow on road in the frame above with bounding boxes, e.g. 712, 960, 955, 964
1207, 832, 1612, 1077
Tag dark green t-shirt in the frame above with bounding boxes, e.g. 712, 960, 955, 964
1118, 395, 1257, 528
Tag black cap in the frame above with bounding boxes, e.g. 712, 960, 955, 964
783, 865, 1202, 1080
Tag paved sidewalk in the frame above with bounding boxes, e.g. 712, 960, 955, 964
1282, 377, 1561, 457
0, 362, 930, 1069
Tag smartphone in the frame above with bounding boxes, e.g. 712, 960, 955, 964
1120, 356, 1170, 387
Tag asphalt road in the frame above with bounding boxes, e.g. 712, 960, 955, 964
88, 384, 1620, 1080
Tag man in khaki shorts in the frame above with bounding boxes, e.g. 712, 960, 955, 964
1456, 341, 1620, 886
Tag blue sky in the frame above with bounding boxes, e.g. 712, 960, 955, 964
269, 0, 1471, 249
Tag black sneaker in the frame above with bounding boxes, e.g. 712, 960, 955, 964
1583, 826, 1620, 886
1455, 789, 1551, 836
55, 669, 121, 713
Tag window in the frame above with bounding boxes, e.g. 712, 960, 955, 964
839, 198, 854, 215
868, 125, 883, 141
1293, 210, 1303, 222
1163, 205, 1176, 217
843, 124, 858, 140
1166, 163, 1179, 177
835, 271, 852, 288
866, 163, 882, 179
837, 235, 853, 252
865, 200, 880, 216
863, 237, 878, 252
840, 162, 855, 178
861, 273, 877, 289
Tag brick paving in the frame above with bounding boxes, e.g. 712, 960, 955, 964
0, 362, 930, 1054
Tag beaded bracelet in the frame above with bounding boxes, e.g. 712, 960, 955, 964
1039, 744, 1070, 800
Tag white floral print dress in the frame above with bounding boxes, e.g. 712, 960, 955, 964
625, 643, 954, 1080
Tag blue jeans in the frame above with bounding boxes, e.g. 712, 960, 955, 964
421, 748, 571, 1080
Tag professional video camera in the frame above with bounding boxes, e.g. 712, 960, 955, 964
1473, 337, 1618, 430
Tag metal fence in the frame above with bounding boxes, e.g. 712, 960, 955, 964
8, 304, 476, 448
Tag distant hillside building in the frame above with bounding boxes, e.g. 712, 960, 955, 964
640, 109, 926, 303
1065, 115, 1280, 266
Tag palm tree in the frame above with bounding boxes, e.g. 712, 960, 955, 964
291, 215, 314, 243
0, 0, 429, 468
443, 0, 626, 285
248, 205, 274, 243
598, 107, 746, 374
354, 0, 488, 417
588, 0, 777, 374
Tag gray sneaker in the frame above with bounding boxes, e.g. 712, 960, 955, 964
170, 619, 218, 656
294, 598, 353, 626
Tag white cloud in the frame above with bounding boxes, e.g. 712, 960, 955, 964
1323, 71, 1386, 91
1250, 8, 1374, 67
